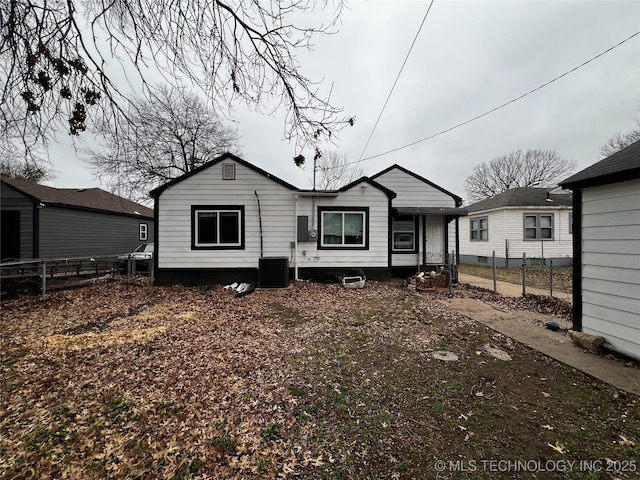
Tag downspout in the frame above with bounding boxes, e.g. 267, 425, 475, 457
254, 191, 264, 257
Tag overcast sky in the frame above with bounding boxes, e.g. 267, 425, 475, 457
47, 0, 640, 204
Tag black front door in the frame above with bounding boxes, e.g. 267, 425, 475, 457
1, 211, 20, 260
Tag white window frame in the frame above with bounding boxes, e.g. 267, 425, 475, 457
193, 207, 243, 248
139, 223, 148, 241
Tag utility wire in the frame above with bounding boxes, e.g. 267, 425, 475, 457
355, 0, 435, 167
348, 30, 640, 167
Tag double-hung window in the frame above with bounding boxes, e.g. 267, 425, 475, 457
192, 205, 244, 249
393, 216, 416, 251
319, 208, 368, 248
524, 213, 553, 240
470, 216, 488, 241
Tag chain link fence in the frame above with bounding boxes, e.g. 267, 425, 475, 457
458, 251, 573, 304
0, 255, 152, 301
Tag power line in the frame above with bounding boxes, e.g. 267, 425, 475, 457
350, 30, 640, 167
355, 0, 436, 167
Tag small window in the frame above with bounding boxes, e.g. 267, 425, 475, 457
222, 163, 235, 180
319, 208, 368, 249
470, 216, 488, 241
524, 213, 554, 241
192, 205, 244, 249
478, 256, 488, 264
393, 216, 416, 251
569, 212, 573, 234
139, 223, 148, 241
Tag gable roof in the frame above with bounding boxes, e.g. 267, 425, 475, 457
150, 152, 299, 197
560, 139, 640, 189
1, 177, 153, 218
466, 187, 573, 214
370, 164, 463, 206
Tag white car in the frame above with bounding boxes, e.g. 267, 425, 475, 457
118, 243, 154, 272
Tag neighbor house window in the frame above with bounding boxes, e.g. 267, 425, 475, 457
569, 212, 573, 234
139, 223, 148, 241
524, 213, 553, 240
393, 216, 416, 251
192, 205, 244, 249
319, 207, 368, 248
470, 216, 488, 241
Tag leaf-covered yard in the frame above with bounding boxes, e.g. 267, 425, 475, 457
1, 280, 638, 479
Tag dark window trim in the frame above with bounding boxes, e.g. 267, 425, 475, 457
523, 212, 554, 241
470, 215, 489, 242
317, 206, 369, 250
191, 205, 245, 250
392, 215, 418, 253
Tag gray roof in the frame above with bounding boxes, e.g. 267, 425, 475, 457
560, 139, 640, 189
1, 177, 153, 218
466, 187, 573, 213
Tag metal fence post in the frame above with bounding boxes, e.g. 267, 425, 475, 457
549, 259, 554, 298
492, 251, 497, 294
522, 252, 527, 297
42, 260, 46, 301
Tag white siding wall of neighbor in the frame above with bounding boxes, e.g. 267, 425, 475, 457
581, 179, 640, 360
295, 186, 390, 270
460, 208, 573, 260
157, 159, 297, 269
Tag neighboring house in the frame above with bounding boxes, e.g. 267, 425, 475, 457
559, 139, 640, 362
149, 153, 466, 285
459, 188, 573, 267
1, 177, 154, 260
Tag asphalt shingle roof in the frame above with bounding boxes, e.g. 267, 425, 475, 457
1, 177, 153, 218
466, 187, 573, 213
560, 139, 640, 188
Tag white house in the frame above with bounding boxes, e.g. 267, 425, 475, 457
458, 188, 573, 267
560, 140, 640, 361
149, 154, 466, 285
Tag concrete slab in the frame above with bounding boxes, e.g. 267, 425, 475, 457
439, 297, 640, 396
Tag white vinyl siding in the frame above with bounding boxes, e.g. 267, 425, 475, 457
459, 208, 573, 260
373, 169, 456, 208
157, 159, 391, 270
580, 179, 640, 360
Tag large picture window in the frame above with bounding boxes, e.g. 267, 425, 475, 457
192, 205, 244, 249
393, 216, 416, 251
319, 208, 368, 248
470, 216, 488, 241
524, 213, 553, 240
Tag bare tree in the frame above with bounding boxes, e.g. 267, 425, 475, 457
1, 0, 351, 154
313, 150, 363, 190
0, 130, 53, 182
84, 85, 241, 202
464, 149, 577, 203
600, 115, 640, 157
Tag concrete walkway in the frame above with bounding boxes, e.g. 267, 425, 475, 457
458, 273, 523, 297
438, 296, 640, 396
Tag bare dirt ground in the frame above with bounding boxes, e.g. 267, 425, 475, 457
1, 279, 638, 479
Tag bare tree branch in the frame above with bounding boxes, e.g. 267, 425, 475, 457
1, 0, 351, 156
464, 149, 577, 203
313, 150, 363, 190
83, 85, 241, 202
